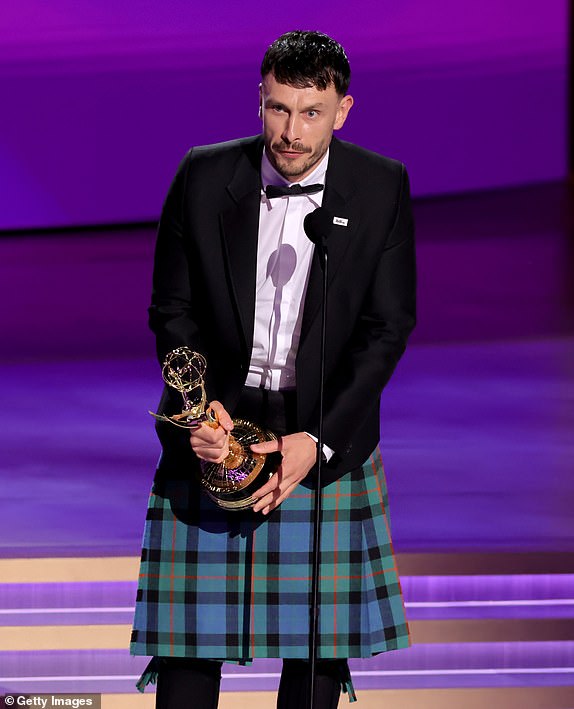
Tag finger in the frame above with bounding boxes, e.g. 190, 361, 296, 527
191, 423, 228, 444
250, 438, 281, 454
252, 471, 293, 512
257, 482, 299, 515
191, 428, 229, 458
193, 443, 230, 463
208, 401, 234, 432
193, 439, 229, 454
190, 437, 228, 455
252, 490, 279, 513
251, 473, 281, 503
212, 449, 230, 464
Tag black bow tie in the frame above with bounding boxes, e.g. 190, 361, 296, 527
265, 183, 324, 199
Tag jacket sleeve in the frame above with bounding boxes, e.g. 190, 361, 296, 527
148, 149, 209, 365
147, 150, 214, 470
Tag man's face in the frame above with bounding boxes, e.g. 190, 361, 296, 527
260, 73, 353, 182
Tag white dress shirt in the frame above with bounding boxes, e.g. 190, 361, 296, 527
246, 149, 328, 390
246, 149, 334, 460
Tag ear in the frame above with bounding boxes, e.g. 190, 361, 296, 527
258, 83, 263, 119
333, 94, 354, 131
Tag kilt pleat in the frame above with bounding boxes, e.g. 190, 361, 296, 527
130, 447, 410, 660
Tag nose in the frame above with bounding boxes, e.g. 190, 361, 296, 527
281, 113, 302, 145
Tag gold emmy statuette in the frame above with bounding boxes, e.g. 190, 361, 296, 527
150, 347, 279, 511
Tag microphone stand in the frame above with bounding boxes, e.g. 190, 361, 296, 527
308, 237, 328, 709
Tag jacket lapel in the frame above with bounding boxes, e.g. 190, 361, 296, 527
299, 138, 359, 346
219, 137, 263, 358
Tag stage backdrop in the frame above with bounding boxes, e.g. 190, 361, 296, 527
0, 0, 568, 230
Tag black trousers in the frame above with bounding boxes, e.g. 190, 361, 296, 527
155, 657, 346, 709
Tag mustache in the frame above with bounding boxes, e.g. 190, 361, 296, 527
272, 142, 312, 154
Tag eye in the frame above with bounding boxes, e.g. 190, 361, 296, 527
307, 110, 318, 118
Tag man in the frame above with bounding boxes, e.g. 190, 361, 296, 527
131, 30, 415, 709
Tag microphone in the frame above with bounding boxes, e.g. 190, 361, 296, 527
303, 205, 333, 709
303, 207, 333, 248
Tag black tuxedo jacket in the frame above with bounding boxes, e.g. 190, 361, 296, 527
150, 135, 415, 485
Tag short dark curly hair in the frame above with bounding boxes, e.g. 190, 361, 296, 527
261, 30, 351, 96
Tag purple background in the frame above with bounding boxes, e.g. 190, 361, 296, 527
0, 0, 569, 230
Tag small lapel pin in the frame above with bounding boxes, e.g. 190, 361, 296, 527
333, 216, 348, 227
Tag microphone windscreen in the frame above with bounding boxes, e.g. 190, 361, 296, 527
303, 207, 333, 246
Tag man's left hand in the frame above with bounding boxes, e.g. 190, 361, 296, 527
250, 433, 317, 514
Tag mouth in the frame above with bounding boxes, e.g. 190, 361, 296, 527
276, 150, 307, 159
273, 144, 311, 158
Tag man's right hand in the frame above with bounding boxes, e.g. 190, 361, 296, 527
189, 400, 234, 463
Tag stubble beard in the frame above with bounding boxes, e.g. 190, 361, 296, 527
269, 138, 330, 181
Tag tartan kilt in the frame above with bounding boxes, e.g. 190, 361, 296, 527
130, 446, 410, 660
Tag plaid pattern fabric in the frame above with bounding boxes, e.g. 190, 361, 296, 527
130, 447, 410, 660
